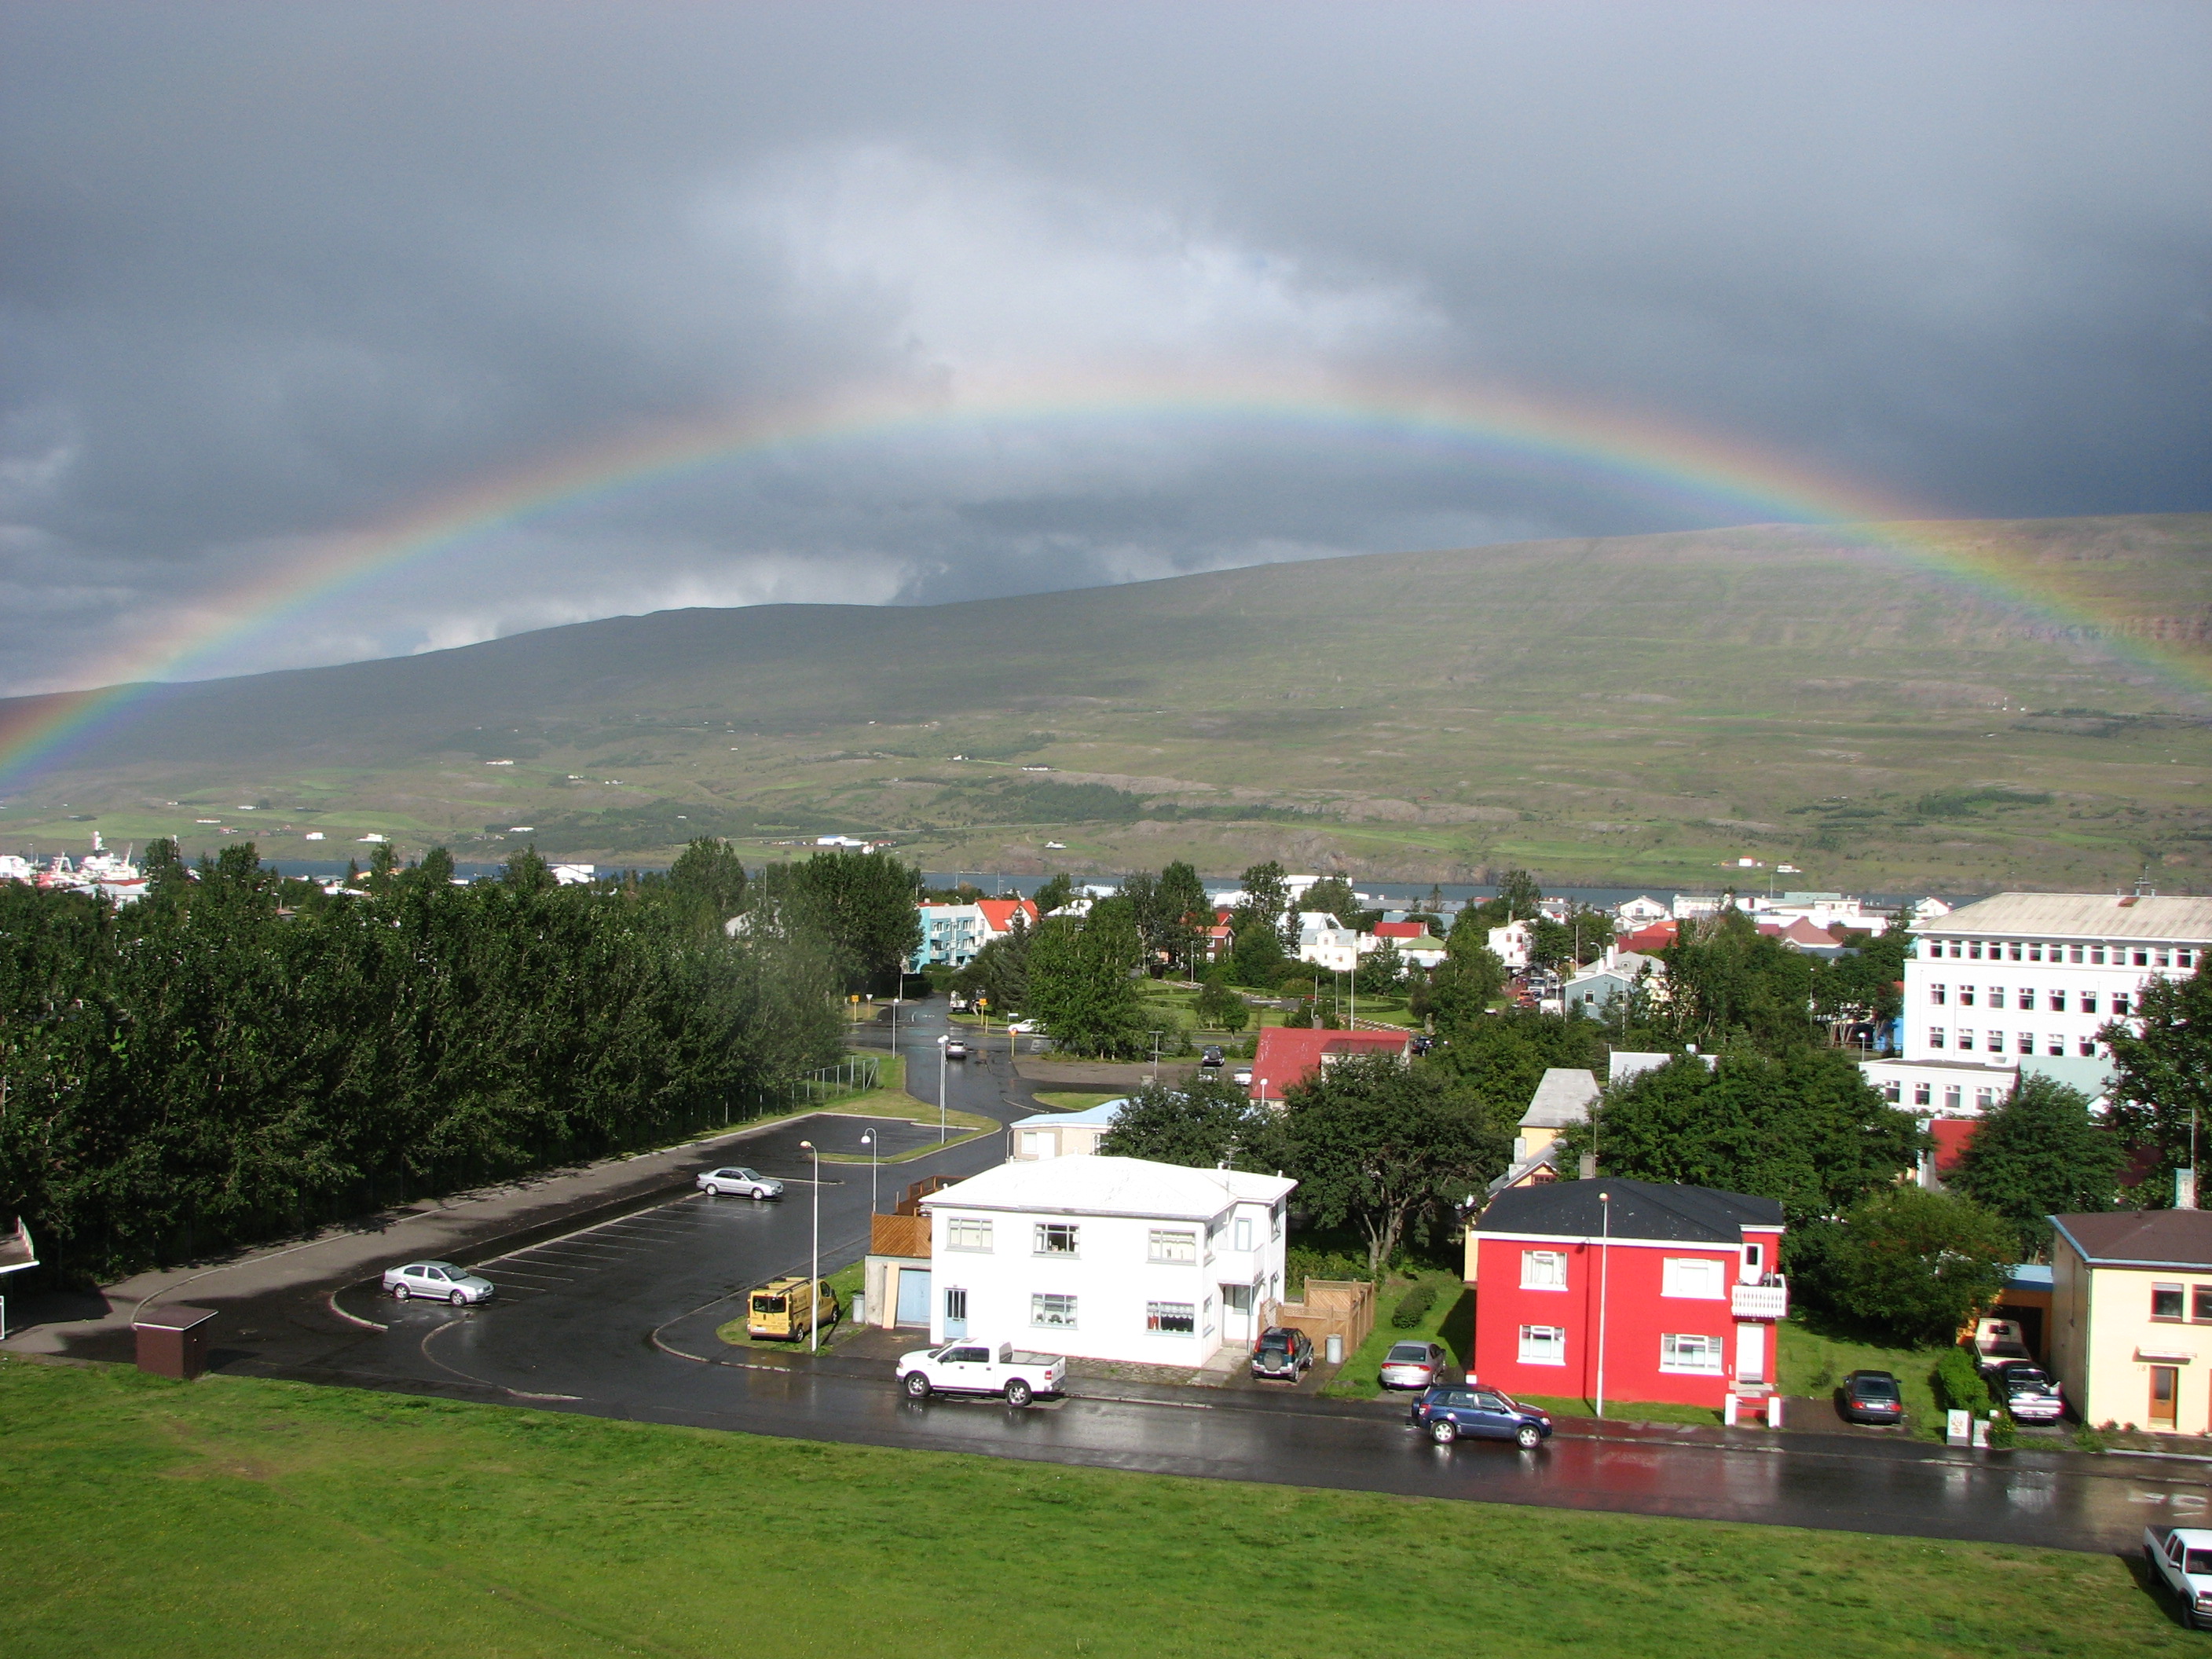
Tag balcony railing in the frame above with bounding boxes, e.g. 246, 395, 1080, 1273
1731, 1275, 1789, 1320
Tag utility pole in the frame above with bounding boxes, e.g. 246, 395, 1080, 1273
1595, 1191, 1612, 1420
936, 1033, 949, 1144
800, 1138, 821, 1353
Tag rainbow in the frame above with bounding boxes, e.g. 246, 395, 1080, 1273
1, 368, 2203, 789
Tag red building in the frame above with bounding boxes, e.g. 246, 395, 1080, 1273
1371, 920, 1429, 939
1247, 1026, 1411, 1102
1469, 1179, 1786, 1410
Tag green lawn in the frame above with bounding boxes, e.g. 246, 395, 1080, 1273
1320, 1269, 1467, 1399
1, 1358, 2188, 1658
1778, 1319, 1948, 1437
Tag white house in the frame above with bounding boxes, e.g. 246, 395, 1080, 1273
1489, 920, 1534, 969
1861, 890, 2212, 1115
1613, 895, 1672, 926
1295, 910, 1361, 973
919, 1156, 1296, 1364
1007, 1100, 1126, 1160
1759, 892, 1888, 936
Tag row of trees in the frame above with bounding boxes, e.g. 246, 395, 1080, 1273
0, 838, 889, 1279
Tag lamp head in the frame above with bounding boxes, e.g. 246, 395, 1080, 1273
799, 1139, 815, 1152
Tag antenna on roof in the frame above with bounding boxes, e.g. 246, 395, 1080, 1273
2135, 868, 2158, 899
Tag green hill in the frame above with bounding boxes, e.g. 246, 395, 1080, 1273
5, 514, 2210, 891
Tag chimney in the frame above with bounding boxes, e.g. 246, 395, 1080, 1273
2179, 1169, 2198, 1211
1578, 1153, 1598, 1181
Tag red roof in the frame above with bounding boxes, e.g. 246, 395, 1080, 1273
1372, 921, 1426, 938
976, 899, 1039, 933
1620, 921, 1679, 954
1249, 1026, 1412, 1101
1930, 1118, 1979, 1175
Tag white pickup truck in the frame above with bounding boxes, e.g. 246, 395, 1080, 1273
2145, 1525, 2212, 1629
897, 1340, 1068, 1408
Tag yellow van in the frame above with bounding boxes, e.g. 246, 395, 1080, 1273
747, 1276, 840, 1341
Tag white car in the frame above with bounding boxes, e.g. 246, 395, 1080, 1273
897, 1340, 1067, 1408
698, 1166, 783, 1199
1005, 1020, 1041, 1034
2146, 1526, 2212, 1628
383, 1261, 494, 1306
1232, 1066, 1254, 1086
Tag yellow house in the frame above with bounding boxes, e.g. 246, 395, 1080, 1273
2050, 1211, 2212, 1435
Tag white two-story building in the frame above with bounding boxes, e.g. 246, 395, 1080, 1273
918, 1156, 1296, 1365
1862, 891, 2212, 1115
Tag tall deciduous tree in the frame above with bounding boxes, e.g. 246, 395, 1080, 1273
1949, 1076, 2125, 1254
1301, 875, 1360, 928
1814, 1188, 2016, 1346
2100, 962, 2212, 1189
1098, 1075, 1290, 1170
1024, 910, 1150, 1058
1193, 966, 1250, 1032
763, 850, 922, 993
1286, 1054, 1510, 1273
1657, 909, 1818, 1052
1154, 860, 1210, 976
1553, 1047, 1923, 1225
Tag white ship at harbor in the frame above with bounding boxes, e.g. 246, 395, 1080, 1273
5, 833, 148, 903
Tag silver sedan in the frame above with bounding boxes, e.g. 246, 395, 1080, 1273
697, 1165, 784, 1199
383, 1261, 494, 1306
1379, 1339, 1453, 1390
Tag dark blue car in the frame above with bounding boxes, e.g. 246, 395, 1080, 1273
1408, 1383, 1553, 1448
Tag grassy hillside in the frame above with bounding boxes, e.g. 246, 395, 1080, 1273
4, 514, 2210, 890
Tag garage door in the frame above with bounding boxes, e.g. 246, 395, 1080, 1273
895, 1267, 932, 1327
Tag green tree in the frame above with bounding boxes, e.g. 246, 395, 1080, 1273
667, 837, 749, 932
1658, 909, 1818, 1052
765, 850, 923, 993
1192, 966, 1250, 1032
1286, 1054, 1511, 1273
1948, 1076, 2124, 1254
1234, 860, 1293, 954
2100, 961, 2212, 1191
1301, 875, 1360, 928
1354, 939, 1405, 996
954, 908, 1032, 1013
1024, 911, 1150, 1058
1098, 1075, 1291, 1170
1811, 926, 1910, 1027
1553, 1047, 1923, 1226
1154, 860, 1210, 976
1423, 1005, 1608, 1131
1031, 873, 1076, 916
1529, 905, 1614, 970
415, 846, 457, 887
1819, 1188, 2016, 1346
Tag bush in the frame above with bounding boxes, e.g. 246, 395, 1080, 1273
1932, 1346, 1992, 1416
1987, 1412, 2018, 1448
1287, 1245, 1374, 1295
1390, 1282, 1439, 1328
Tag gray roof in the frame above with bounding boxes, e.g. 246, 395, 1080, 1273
1478, 1177, 1783, 1243
1518, 1068, 1602, 1129
2052, 1210, 2212, 1271
1917, 892, 2212, 943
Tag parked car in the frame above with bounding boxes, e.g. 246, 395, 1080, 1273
1379, 1339, 1453, 1390
696, 1165, 783, 1199
1409, 1035, 1434, 1056
1972, 1317, 2033, 1377
943, 1037, 970, 1060
1990, 1361, 2065, 1423
897, 1340, 1067, 1407
1006, 1020, 1041, 1035
1199, 1046, 1225, 1068
1232, 1066, 1254, 1086
1250, 1325, 1315, 1382
1836, 1368, 1906, 1426
2146, 1526, 2212, 1629
383, 1261, 493, 1306
747, 1275, 838, 1341
1408, 1383, 1552, 1448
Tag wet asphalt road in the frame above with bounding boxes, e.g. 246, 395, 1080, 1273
90, 1009, 2212, 1554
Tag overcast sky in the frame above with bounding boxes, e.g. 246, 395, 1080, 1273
2, 2, 2207, 694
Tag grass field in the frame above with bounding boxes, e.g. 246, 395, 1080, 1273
8, 514, 2210, 891
1777, 1319, 1948, 1436
1, 1357, 2188, 1658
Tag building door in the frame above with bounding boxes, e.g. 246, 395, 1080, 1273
895, 1267, 932, 1327
1221, 1283, 1254, 1342
1734, 1322, 1766, 1386
943, 1287, 969, 1339
2152, 1366, 2180, 1430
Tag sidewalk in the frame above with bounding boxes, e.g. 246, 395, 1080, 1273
0, 1111, 873, 1362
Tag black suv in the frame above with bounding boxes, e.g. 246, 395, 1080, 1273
1199, 1046, 1225, 1068
1251, 1325, 1315, 1382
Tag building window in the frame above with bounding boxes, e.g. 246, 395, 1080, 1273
2081, 991, 2099, 1014
2182, 950, 2197, 969
1146, 1301, 1196, 1335
1660, 1333, 1725, 1374
1928, 1027, 1946, 1049
1035, 1223, 1079, 1256
1522, 1250, 1569, 1290
2114, 994, 2132, 1017
1031, 1293, 1078, 1328
2028, 943, 2044, 962
2016, 1032, 2034, 1054
1969, 942, 1983, 960
2047, 1035, 2064, 1056
1988, 986, 2004, 1009
1271, 1203, 1284, 1241
2134, 950, 2151, 967
2156, 949, 2172, 969
2153, 1284, 2185, 1321
946, 1218, 994, 1253
1931, 983, 1947, 1005
1662, 1258, 1727, 1300
1943, 1086, 1962, 1110
1960, 985, 1976, 1006
944, 1287, 968, 1326
2079, 1038, 2097, 1057
2194, 1287, 2212, 1323
1518, 1324, 1567, 1365
1914, 1082, 1932, 1106
1882, 1079, 1902, 1103
1233, 1216, 1254, 1252
1148, 1228, 1197, 1264
1976, 1087, 2001, 1109
2069, 944, 2085, 963
2049, 990, 2067, 1013
1744, 1243, 1764, 1274
2091, 946, 2107, 965
2017, 988, 2034, 1010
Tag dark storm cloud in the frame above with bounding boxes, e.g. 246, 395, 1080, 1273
1, 2, 2205, 691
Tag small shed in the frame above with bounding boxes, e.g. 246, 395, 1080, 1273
132, 1304, 218, 1380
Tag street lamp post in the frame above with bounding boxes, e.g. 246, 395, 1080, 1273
1595, 1191, 1612, 1419
800, 1138, 821, 1353
861, 1130, 877, 1214
936, 1032, 949, 1144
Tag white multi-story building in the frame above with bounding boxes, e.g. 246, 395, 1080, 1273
1295, 910, 1361, 973
919, 1156, 1296, 1364
1862, 891, 2212, 1115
